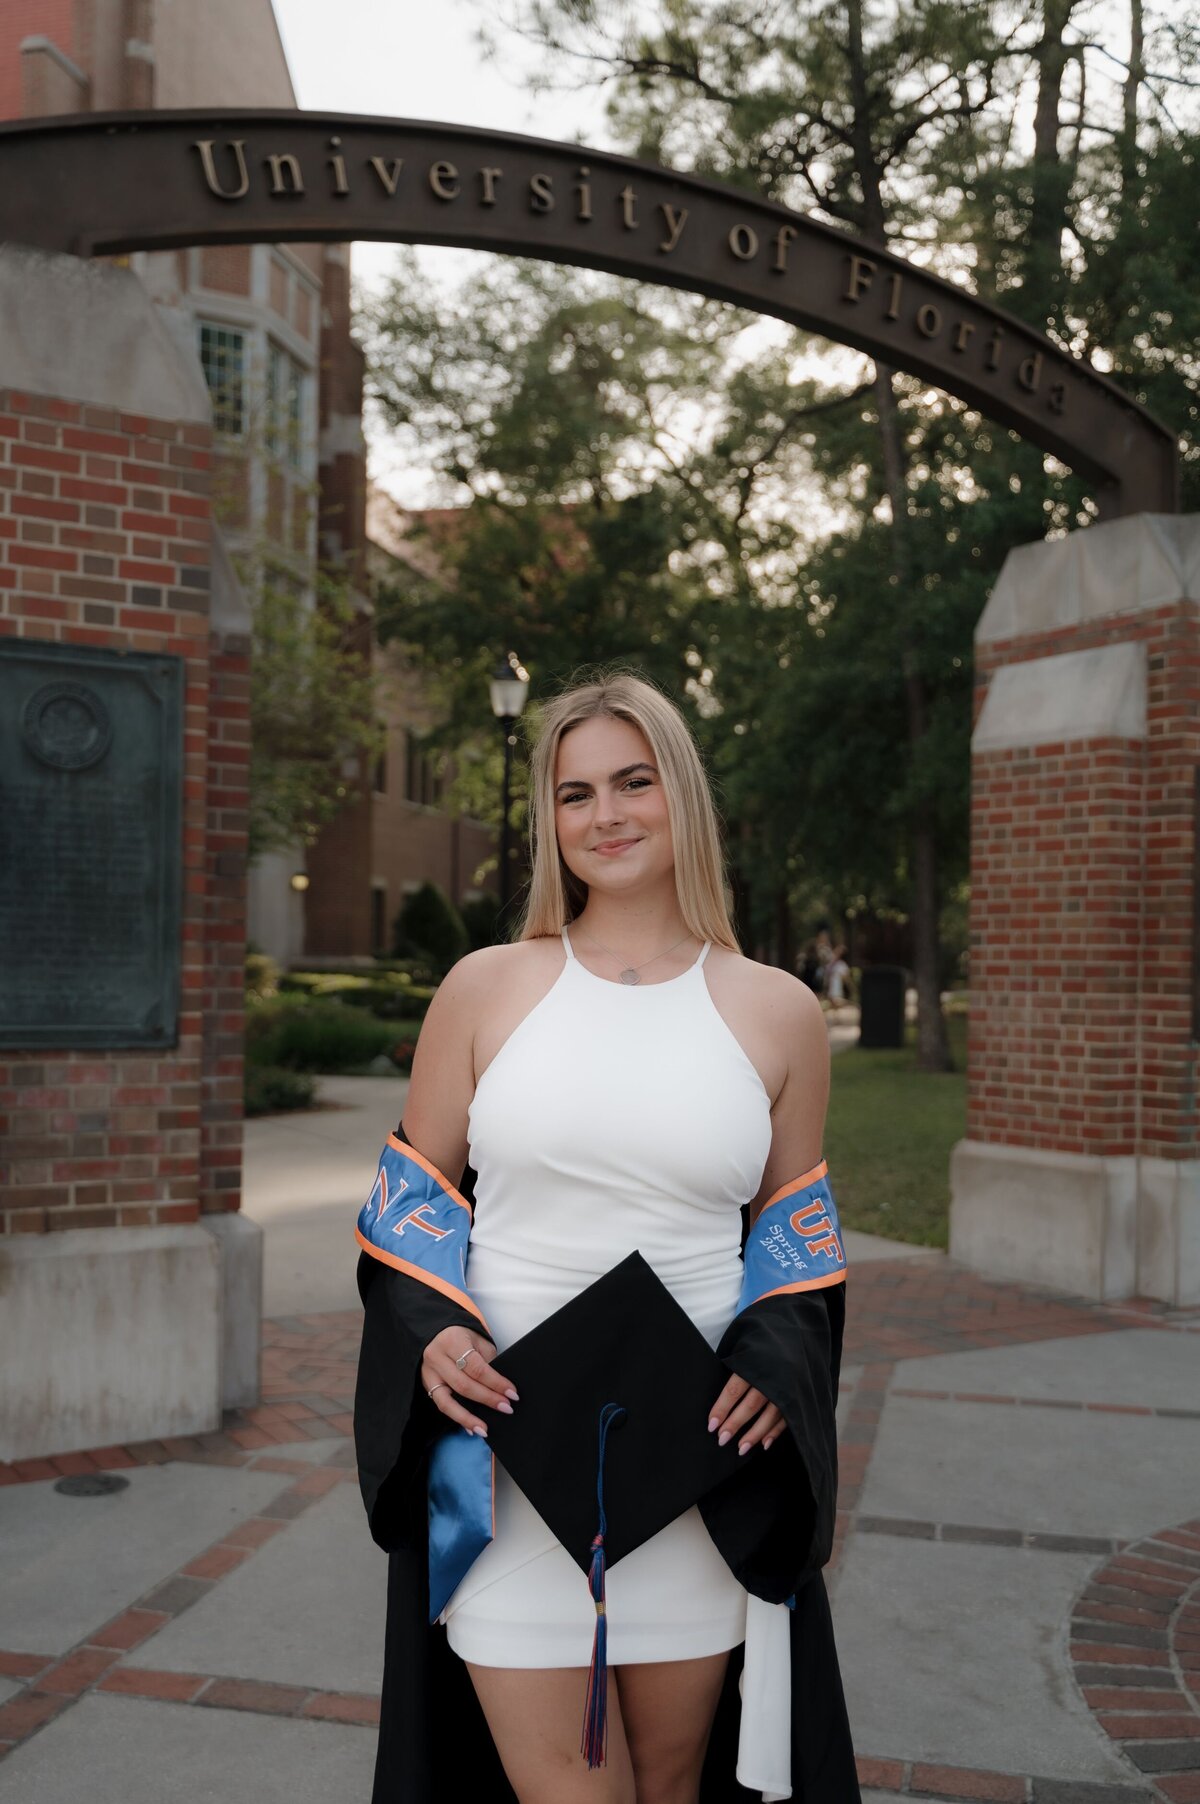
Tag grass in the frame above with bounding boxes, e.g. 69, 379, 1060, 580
823, 1013, 967, 1250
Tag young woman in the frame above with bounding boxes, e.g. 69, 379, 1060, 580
354, 673, 859, 1804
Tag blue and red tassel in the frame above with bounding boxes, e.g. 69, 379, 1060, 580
581, 1402, 626, 1769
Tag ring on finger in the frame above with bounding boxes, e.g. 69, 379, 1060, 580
454, 1348, 475, 1372
428, 1382, 449, 1400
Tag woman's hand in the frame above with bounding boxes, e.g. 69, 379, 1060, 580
708, 1372, 784, 1456
421, 1326, 519, 1438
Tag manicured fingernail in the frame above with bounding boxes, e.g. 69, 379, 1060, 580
707, 1416, 720, 1434
505, 1389, 519, 1402
763, 1436, 774, 1452
717, 1430, 732, 1447
738, 1441, 751, 1457
472, 1425, 488, 1437
497, 1401, 513, 1415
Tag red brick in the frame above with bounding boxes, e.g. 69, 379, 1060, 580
856, 1755, 906, 1787
97, 1667, 207, 1702
89, 1608, 171, 1651
909, 1765, 1024, 1800
198, 1677, 308, 1716
0, 1652, 52, 1680
181, 1545, 250, 1581
0, 1691, 65, 1741
32, 1646, 116, 1695
221, 1517, 288, 1550
301, 1691, 380, 1726
1158, 1778, 1200, 1803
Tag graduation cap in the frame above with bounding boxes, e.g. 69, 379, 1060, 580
484, 1251, 746, 1766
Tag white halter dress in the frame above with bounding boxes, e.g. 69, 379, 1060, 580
442, 929, 773, 1668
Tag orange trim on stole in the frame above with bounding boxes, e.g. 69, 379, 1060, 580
354, 1227, 488, 1327
753, 1268, 847, 1303
749, 1158, 829, 1226
385, 1133, 474, 1219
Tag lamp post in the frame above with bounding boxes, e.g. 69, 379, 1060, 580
488, 653, 530, 922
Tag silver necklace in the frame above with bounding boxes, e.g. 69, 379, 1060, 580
573, 927, 695, 986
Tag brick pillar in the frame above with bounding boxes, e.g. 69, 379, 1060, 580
950, 515, 1200, 1305
0, 245, 261, 1458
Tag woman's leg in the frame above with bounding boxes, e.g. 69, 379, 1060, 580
465, 1663, 637, 1804
616, 1652, 731, 1804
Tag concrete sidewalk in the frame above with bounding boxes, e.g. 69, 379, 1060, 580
2, 1076, 1198, 1801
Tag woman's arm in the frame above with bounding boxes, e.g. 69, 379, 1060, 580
708, 971, 831, 1454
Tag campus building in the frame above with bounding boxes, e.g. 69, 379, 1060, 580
1, 0, 491, 965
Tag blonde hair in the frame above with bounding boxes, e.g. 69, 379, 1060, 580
518, 670, 739, 951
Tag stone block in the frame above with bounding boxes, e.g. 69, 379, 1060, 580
977, 513, 1200, 644
0, 1226, 221, 1462
0, 243, 211, 421
201, 1210, 263, 1410
972, 641, 1146, 752
1137, 1158, 1200, 1308
949, 1139, 1138, 1300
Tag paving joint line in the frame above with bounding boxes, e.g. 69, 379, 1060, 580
0, 1456, 355, 1760
891, 1389, 1200, 1422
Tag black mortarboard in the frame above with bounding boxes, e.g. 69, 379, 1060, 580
483, 1252, 746, 1767
486, 1250, 744, 1568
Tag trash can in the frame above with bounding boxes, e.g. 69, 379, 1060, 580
858, 965, 906, 1049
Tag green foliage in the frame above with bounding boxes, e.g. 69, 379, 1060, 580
392, 882, 470, 971
460, 891, 504, 951
824, 1016, 969, 1248
244, 1064, 317, 1117
248, 571, 384, 859
278, 969, 436, 1019
245, 997, 398, 1073
244, 951, 280, 1000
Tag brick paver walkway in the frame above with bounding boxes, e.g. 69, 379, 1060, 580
1, 1256, 1197, 1799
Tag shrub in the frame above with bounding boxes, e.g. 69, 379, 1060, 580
245, 997, 397, 1073
392, 882, 469, 972
245, 951, 281, 1000
245, 1064, 316, 1116
460, 891, 503, 950
278, 970, 436, 1020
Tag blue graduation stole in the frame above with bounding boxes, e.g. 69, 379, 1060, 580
356, 1136, 495, 1621
738, 1159, 847, 1311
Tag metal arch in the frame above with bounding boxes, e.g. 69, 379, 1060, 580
0, 107, 1178, 518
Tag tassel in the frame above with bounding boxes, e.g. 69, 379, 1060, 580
581, 1401, 626, 1769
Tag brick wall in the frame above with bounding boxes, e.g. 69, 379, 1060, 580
968, 599, 1200, 1162
0, 385, 249, 1234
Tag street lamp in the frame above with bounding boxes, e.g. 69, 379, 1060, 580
488, 653, 530, 922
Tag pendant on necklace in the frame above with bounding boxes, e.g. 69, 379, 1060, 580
619, 968, 641, 986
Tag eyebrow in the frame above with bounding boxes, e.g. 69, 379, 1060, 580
554, 762, 658, 796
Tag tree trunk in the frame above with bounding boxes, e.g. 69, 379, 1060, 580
848, 0, 951, 1069
1027, 0, 1077, 327
1121, 0, 1144, 192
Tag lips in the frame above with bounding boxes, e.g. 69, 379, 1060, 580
592, 837, 641, 853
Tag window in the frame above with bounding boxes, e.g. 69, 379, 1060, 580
372, 741, 388, 796
405, 731, 442, 807
371, 885, 387, 957
197, 322, 246, 436
267, 340, 306, 469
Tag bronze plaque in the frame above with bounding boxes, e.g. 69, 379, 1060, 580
0, 640, 183, 1048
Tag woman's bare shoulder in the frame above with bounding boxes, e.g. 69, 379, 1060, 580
708, 948, 826, 1042
434, 937, 563, 1007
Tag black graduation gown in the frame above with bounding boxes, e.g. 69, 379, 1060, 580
354, 1138, 861, 1803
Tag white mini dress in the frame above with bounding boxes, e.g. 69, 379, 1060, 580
441, 929, 773, 1669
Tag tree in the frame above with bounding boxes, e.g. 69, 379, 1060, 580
247, 571, 382, 859
458, 0, 1198, 1065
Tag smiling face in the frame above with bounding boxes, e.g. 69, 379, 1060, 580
553, 713, 676, 897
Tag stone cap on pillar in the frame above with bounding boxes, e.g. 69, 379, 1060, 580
0, 241, 211, 422
977, 513, 1200, 647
